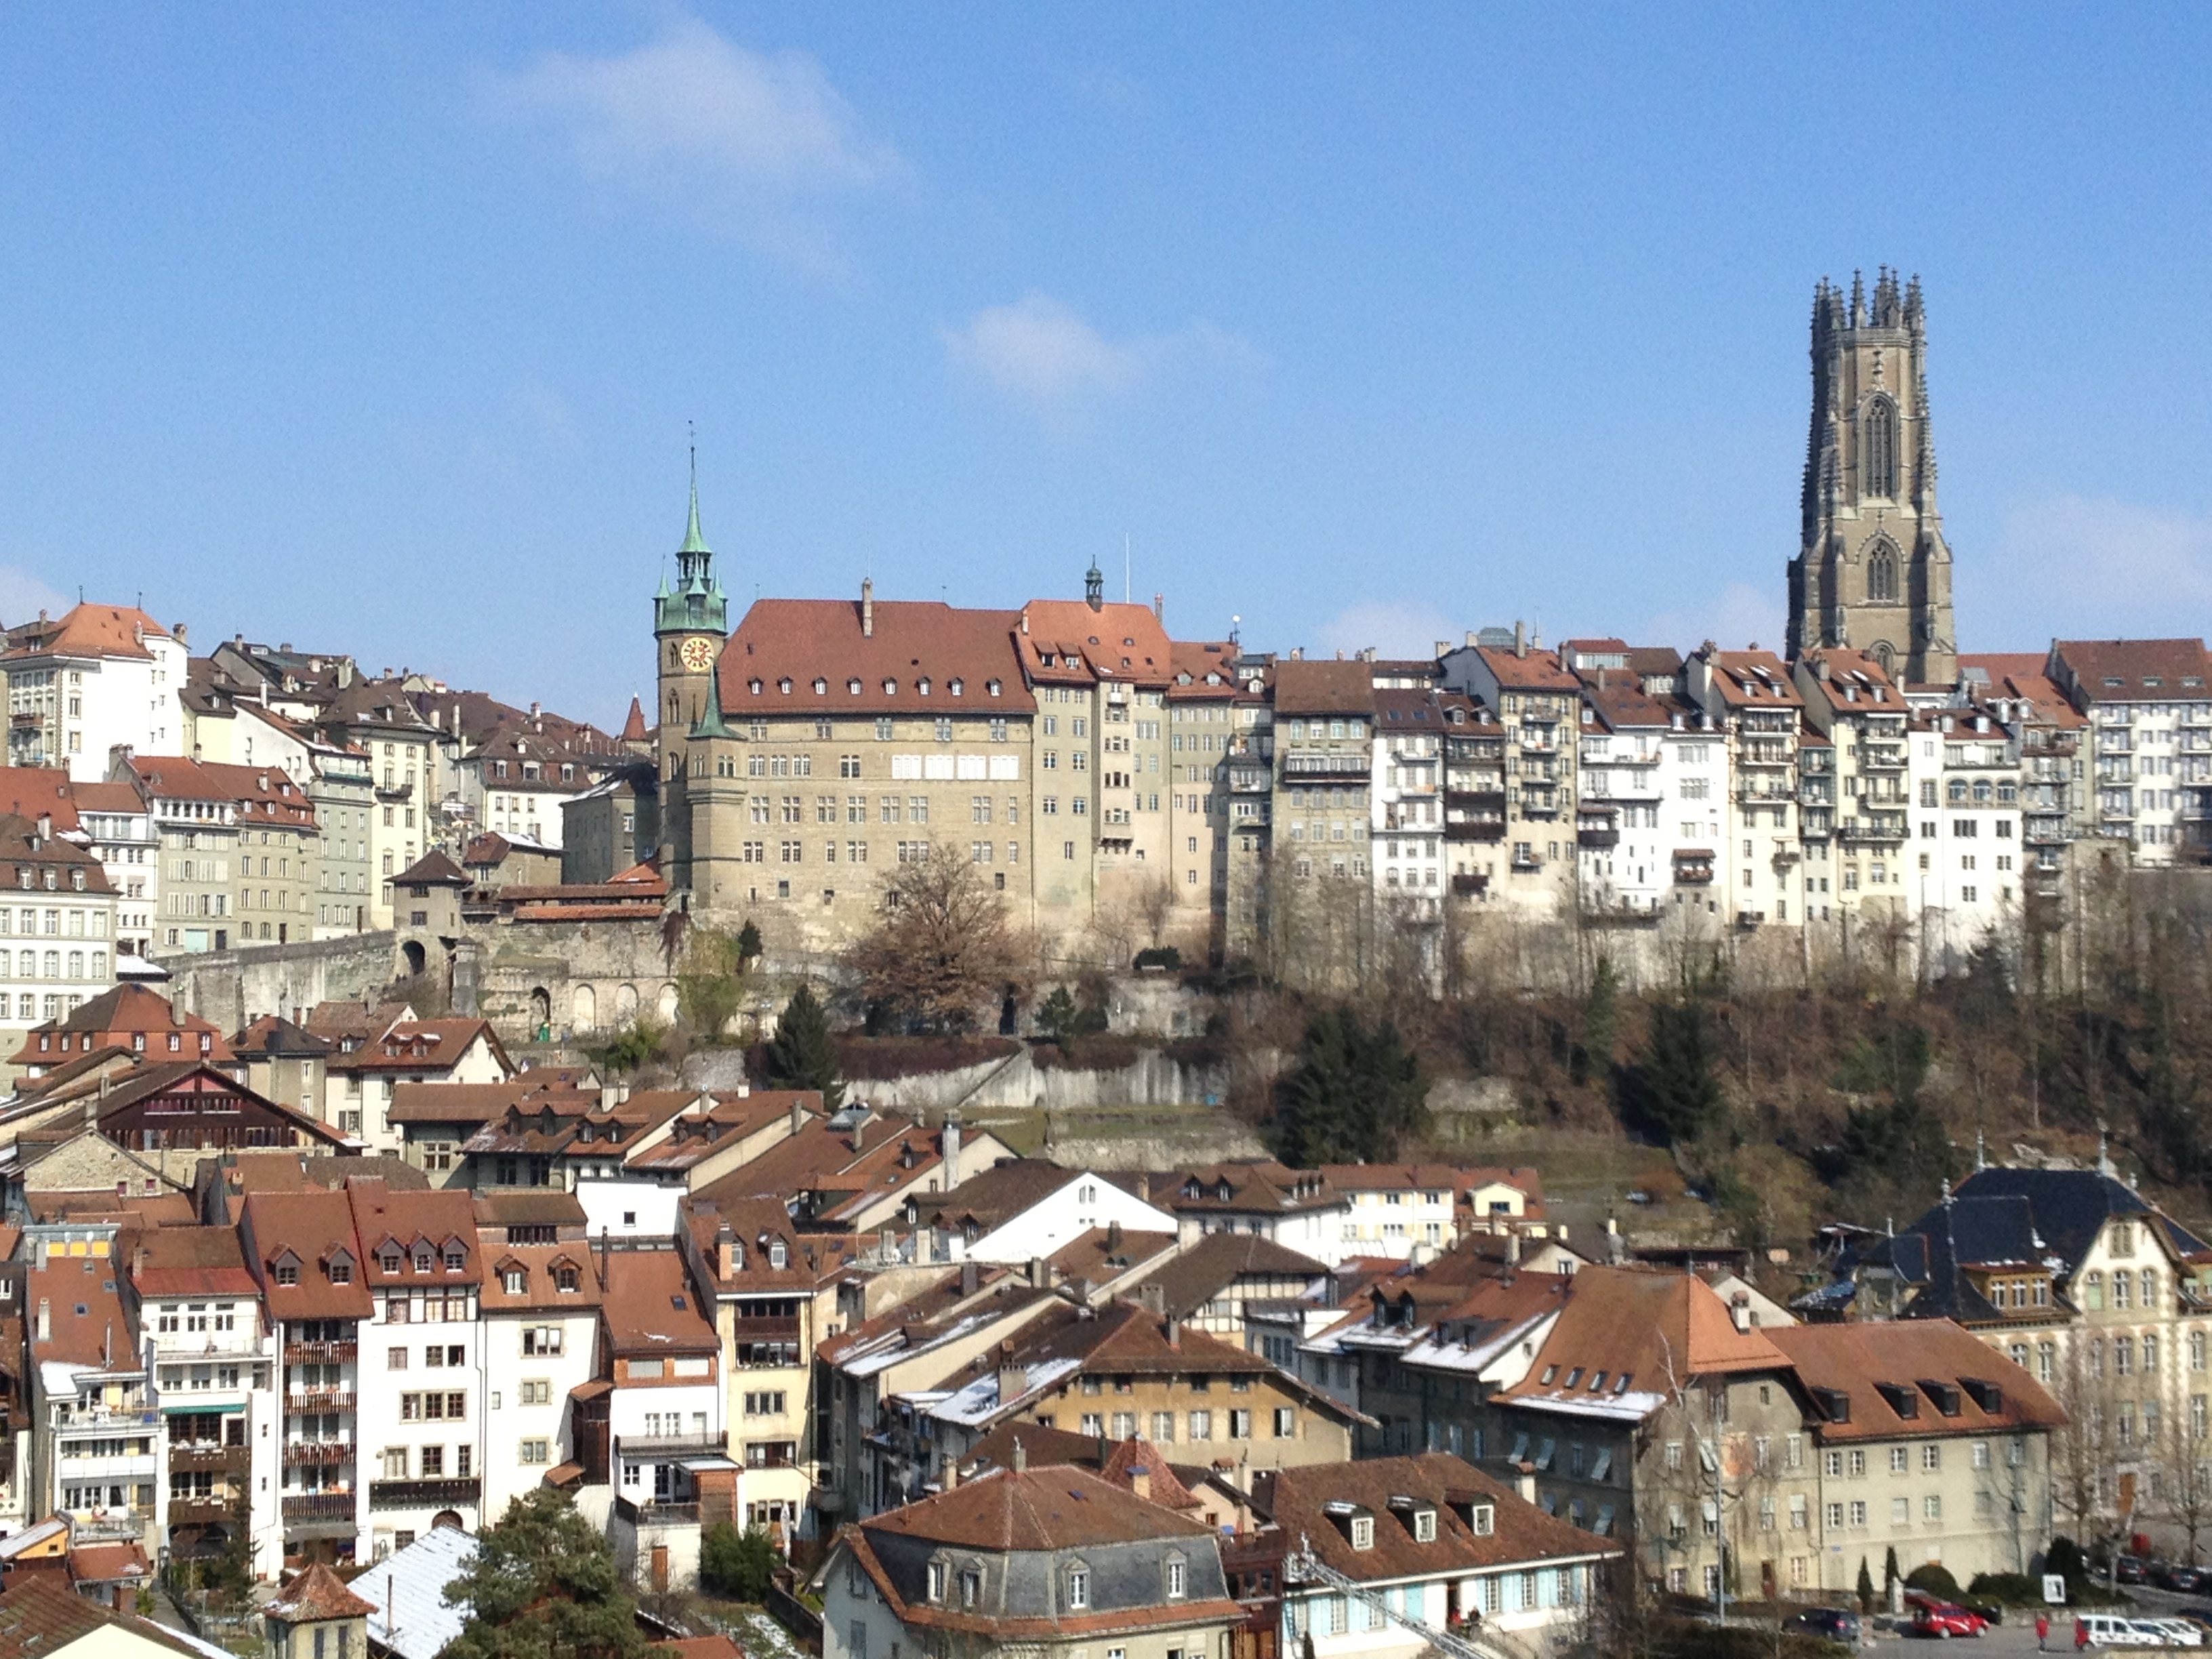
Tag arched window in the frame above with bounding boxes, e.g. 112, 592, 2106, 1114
1863, 396, 1898, 498
1867, 541, 1899, 605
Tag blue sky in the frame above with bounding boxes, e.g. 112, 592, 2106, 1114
3, 6, 2211, 725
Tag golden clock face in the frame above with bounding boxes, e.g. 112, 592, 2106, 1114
678, 637, 716, 672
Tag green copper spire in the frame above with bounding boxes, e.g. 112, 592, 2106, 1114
680, 438, 710, 557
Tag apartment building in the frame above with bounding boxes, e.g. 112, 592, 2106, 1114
1574, 674, 1673, 917
478, 1236, 601, 1525
602, 1248, 728, 1591
1769, 1322, 2059, 1589
320, 680, 443, 930
1443, 636, 1581, 915
464, 707, 621, 851
1961, 657, 2092, 895
1165, 643, 1242, 945
69, 781, 157, 962
1794, 650, 1911, 930
1686, 649, 1803, 929
2047, 639, 2212, 863
2, 605, 186, 781
130, 1226, 282, 1579
0, 813, 120, 1063
1907, 703, 2024, 965
124, 757, 320, 954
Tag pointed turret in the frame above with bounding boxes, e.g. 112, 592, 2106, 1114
655, 446, 730, 641
1084, 558, 1104, 613
621, 696, 648, 743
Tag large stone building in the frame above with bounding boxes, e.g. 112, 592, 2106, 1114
1786, 268, 1957, 687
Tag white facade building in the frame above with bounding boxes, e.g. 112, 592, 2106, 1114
479, 1244, 600, 1526
2, 605, 187, 781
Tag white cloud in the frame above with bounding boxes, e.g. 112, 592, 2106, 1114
0, 566, 71, 626
1317, 601, 1462, 662
486, 18, 897, 255
1982, 495, 2212, 641
943, 295, 1259, 415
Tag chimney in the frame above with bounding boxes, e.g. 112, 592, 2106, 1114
34, 813, 51, 845
35, 1298, 48, 1343
861, 578, 875, 639
598, 1225, 611, 1290
851, 1120, 864, 1153
600, 1084, 617, 1112
1434, 640, 1450, 658
1515, 1462, 1537, 1504
998, 1344, 1029, 1404
960, 1261, 980, 1297
1107, 1218, 1122, 1251
173, 623, 187, 646
943, 1111, 962, 1187
1027, 1256, 1050, 1288
790, 1099, 806, 1136
1731, 1294, 1752, 1333
716, 1222, 735, 1274
1515, 620, 1528, 658
940, 1452, 958, 1491
1010, 1437, 1027, 1474
1152, 592, 1164, 623
1130, 1457, 1153, 1504
1504, 1230, 1521, 1266
1139, 1282, 1164, 1315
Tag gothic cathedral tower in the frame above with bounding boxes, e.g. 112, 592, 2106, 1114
1786, 268, 1957, 685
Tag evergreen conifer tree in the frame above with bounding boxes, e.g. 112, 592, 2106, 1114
765, 981, 844, 1109
443, 1489, 647, 1659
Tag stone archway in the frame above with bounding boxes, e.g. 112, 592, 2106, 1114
572, 984, 597, 1031
615, 983, 640, 1023
400, 939, 426, 977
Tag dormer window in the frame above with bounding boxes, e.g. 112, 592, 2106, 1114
504, 1268, 527, 1295
556, 1264, 579, 1292
380, 1248, 403, 1275
1065, 1564, 1090, 1610
414, 1248, 434, 1275
1540, 1365, 1559, 1386
328, 1252, 354, 1285
168, 1033, 181, 1053
1164, 1553, 1187, 1597
1472, 1503, 1494, 1536
1349, 1517, 1373, 1550
958, 1568, 981, 1609
274, 1256, 300, 1287
1414, 1507, 1437, 1543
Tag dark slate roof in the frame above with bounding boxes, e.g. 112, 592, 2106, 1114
1140, 1231, 1326, 1322
1950, 1168, 2153, 1273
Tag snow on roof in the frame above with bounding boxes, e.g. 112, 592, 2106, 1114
354, 1524, 479, 1659
921, 1355, 1084, 1427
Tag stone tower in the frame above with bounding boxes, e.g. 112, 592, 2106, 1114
653, 452, 731, 743
1786, 268, 1957, 684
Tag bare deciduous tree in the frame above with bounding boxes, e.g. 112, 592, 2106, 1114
845, 842, 1026, 1032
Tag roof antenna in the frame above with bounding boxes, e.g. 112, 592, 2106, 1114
1974, 1128, 1986, 1172
1124, 533, 1131, 605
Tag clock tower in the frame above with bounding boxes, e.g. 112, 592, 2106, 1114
653, 453, 732, 754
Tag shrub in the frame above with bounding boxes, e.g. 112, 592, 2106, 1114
1904, 1561, 1962, 1601
1134, 945, 1183, 970
1967, 1572, 2043, 1605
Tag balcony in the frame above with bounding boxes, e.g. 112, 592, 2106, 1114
66, 1511, 148, 1542
168, 1445, 250, 1474
285, 1390, 356, 1414
1282, 752, 1370, 779
369, 1477, 480, 1511
1673, 855, 1715, 885
1509, 851, 1542, 873
1227, 769, 1272, 795
1517, 796, 1561, 821
616, 1434, 729, 1462
281, 1492, 357, 1537
283, 1441, 357, 1467
1445, 787, 1507, 810
615, 1495, 702, 1527
1837, 815, 1908, 844
167, 1498, 235, 1528
1577, 826, 1620, 849
1450, 873, 1488, 897
1859, 745, 1908, 771
285, 1341, 356, 1364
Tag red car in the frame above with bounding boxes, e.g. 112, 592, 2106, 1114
1911, 1600, 1989, 1638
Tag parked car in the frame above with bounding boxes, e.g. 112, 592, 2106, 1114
2147, 1620, 2207, 1647
2076, 1612, 2185, 1647
2160, 1566, 2211, 1594
1784, 1607, 1863, 1642
2116, 1555, 2150, 1585
1912, 1600, 1988, 1638
2178, 1609, 2212, 1633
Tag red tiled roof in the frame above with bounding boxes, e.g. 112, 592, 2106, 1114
265, 1562, 377, 1622
0, 769, 81, 832
123, 756, 318, 826
601, 1250, 716, 1355
3, 604, 171, 663
720, 598, 1036, 717
1272, 659, 1376, 714
9, 985, 231, 1067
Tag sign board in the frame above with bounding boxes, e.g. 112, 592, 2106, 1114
2044, 1574, 2068, 1605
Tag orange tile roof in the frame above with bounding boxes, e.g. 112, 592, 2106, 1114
601, 1250, 716, 1355
1767, 1320, 2066, 1441
9, 984, 231, 1067
0, 769, 81, 831
265, 1562, 377, 1622
1500, 1265, 1787, 1410
722, 598, 1036, 718
3, 603, 170, 663
1273, 658, 1376, 714
123, 756, 318, 825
